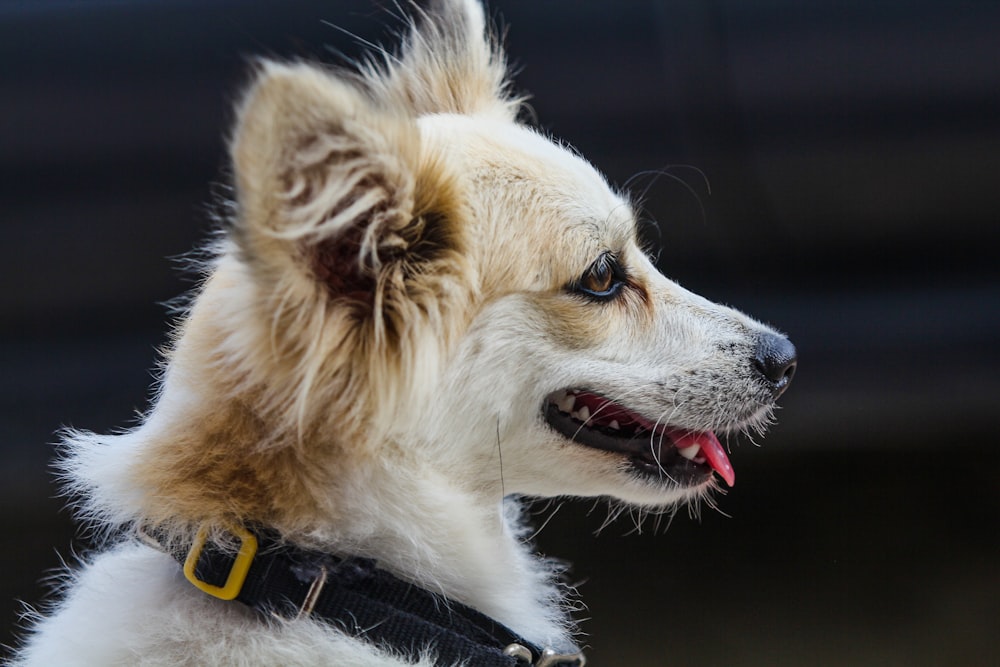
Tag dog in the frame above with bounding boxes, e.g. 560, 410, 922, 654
10, 1, 796, 664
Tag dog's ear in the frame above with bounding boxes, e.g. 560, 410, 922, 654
228, 61, 471, 428
220, 2, 509, 432
230, 0, 514, 297
231, 62, 433, 299
383, 0, 521, 119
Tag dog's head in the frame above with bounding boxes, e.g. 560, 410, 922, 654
410, 122, 797, 505
222, 0, 794, 505
72, 0, 794, 534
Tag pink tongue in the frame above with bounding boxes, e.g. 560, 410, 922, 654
674, 431, 735, 487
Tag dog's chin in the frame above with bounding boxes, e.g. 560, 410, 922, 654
542, 388, 738, 489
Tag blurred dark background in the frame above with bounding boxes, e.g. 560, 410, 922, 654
2, 1, 998, 665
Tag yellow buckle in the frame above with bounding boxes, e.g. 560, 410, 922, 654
183, 524, 258, 601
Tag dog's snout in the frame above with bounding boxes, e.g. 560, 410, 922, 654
753, 332, 797, 397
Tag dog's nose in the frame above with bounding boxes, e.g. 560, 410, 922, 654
753, 332, 797, 397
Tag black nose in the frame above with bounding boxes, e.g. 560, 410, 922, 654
753, 332, 797, 397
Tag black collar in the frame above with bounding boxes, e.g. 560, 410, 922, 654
141, 525, 586, 667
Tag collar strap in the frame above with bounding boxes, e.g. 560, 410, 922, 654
141, 525, 585, 667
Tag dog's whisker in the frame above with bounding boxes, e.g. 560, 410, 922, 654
526, 501, 564, 543
495, 415, 506, 502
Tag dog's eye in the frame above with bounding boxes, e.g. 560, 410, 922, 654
575, 252, 624, 300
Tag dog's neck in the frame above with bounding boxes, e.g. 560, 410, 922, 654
71, 416, 575, 654
309, 461, 576, 652
66, 328, 576, 653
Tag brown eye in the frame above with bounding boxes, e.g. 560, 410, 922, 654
575, 252, 624, 300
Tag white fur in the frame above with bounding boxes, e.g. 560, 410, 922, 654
10, 1, 791, 665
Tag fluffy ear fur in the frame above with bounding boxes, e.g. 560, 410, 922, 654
222, 0, 520, 439
377, 0, 522, 119
231, 0, 519, 291
231, 60, 430, 304
232, 0, 518, 280
226, 60, 471, 441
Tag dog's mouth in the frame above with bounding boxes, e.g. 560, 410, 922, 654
543, 389, 736, 488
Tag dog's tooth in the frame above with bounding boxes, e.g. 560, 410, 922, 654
609, 420, 620, 430
678, 444, 701, 461
558, 394, 576, 413
577, 405, 590, 422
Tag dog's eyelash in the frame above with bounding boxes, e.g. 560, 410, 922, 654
573, 252, 626, 300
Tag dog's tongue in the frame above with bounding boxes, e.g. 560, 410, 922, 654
674, 431, 735, 487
